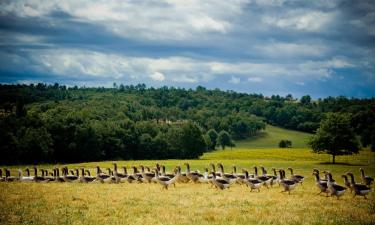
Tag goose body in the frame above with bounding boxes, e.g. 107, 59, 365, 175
347, 172, 371, 199
211, 172, 230, 190
360, 168, 374, 186
184, 163, 201, 183
18, 169, 34, 182
279, 170, 297, 194
244, 170, 262, 192
313, 172, 328, 196
326, 173, 346, 199
288, 168, 304, 184
154, 169, 179, 189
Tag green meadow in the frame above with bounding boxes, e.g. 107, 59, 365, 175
1, 126, 375, 225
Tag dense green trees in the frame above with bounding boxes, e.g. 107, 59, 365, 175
0, 83, 374, 164
217, 131, 232, 150
308, 113, 360, 163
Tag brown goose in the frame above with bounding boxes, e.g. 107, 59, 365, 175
140, 165, 155, 183
217, 163, 237, 184
33, 167, 47, 182
313, 171, 328, 196
4, 169, 17, 182
184, 163, 201, 183
233, 165, 246, 184
211, 172, 231, 190
62, 167, 79, 182
154, 168, 179, 190
279, 170, 297, 195
287, 167, 304, 185
347, 172, 371, 199
259, 166, 274, 187
326, 172, 346, 199
341, 175, 352, 192
80, 168, 96, 183
176, 166, 189, 183
243, 169, 262, 192
359, 168, 374, 186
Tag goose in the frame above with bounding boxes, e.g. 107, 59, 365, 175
43, 169, 55, 182
5, 169, 17, 182
312, 171, 328, 196
18, 169, 34, 182
132, 166, 144, 182
62, 167, 79, 182
233, 165, 246, 184
326, 172, 346, 199
113, 163, 127, 182
313, 169, 336, 183
123, 166, 138, 183
253, 166, 271, 188
243, 169, 262, 192
184, 163, 201, 183
341, 175, 352, 192
359, 168, 374, 186
154, 168, 179, 190
197, 168, 213, 183
140, 165, 155, 183
95, 166, 111, 183
209, 163, 221, 176
271, 168, 280, 186
0, 169, 5, 182
259, 166, 274, 187
217, 163, 237, 184
287, 167, 304, 185
279, 170, 297, 195
54, 168, 65, 182
161, 165, 175, 179
347, 172, 371, 199
79, 168, 96, 183
211, 172, 230, 190
33, 167, 47, 182
176, 166, 189, 183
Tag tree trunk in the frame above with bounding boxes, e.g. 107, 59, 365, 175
332, 154, 335, 164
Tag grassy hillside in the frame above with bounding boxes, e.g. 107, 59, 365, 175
1, 148, 375, 225
234, 125, 312, 149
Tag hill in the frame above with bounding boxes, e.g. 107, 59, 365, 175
234, 125, 312, 149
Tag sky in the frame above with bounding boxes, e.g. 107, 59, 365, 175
0, 0, 374, 98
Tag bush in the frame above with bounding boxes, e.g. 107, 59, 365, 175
279, 140, 292, 148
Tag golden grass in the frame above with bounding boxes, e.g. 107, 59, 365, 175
1, 148, 375, 225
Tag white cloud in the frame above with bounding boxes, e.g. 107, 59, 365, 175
0, 0, 248, 41
3, 48, 357, 85
262, 10, 336, 32
248, 77, 263, 82
229, 76, 241, 84
296, 81, 305, 86
150, 72, 165, 81
256, 42, 328, 58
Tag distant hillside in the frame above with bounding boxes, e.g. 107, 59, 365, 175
235, 125, 312, 149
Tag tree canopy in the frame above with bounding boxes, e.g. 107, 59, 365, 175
308, 113, 360, 163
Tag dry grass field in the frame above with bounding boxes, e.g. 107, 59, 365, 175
1, 147, 375, 225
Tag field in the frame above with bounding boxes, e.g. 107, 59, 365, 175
1, 127, 375, 225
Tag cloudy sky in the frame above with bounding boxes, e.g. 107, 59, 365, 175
0, 0, 374, 98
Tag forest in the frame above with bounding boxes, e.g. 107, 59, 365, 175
0, 83, 374, 164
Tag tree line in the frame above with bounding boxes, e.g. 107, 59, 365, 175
0, 83, 374, 164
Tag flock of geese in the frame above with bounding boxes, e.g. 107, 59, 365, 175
1, 163, 373, 199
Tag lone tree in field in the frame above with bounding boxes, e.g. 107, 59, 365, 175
217, 130, 232, 150
308, 113, 359, 164
207, 129, 218, 150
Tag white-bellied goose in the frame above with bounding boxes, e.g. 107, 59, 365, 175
62, 167, 79, 182
341, 175, 352, 192
4, 169, 17, 182
279, 170, 297, 195
347, 172, 371, 199
112, 163, 127, 183
80, 168, 96, 183
176, 166, 189, 183
139, 165, 155, 183
18, 168, 33, 182
271, 168, 280, 186
154, 168, 179, 190
259, 166, 274, 188
312, 171, 328, 196
326, 172, 346, 199
43, 169, 55, 182
54, 168, 65, 182
233, 165, 246, 184
359, 168, 374, 186
243, 169, 262, 192
33, 167, 46, 182
184, 163, 201, 183
209, 163, 221, 176
211, 172, 230, 190
217, 163, 237, 184
0, 169, 5, 182
288, 167, 304, 185
161, 165, 175, 179
95, 166, 111, 183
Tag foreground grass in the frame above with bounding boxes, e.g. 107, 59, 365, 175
1, 148, 375, 225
